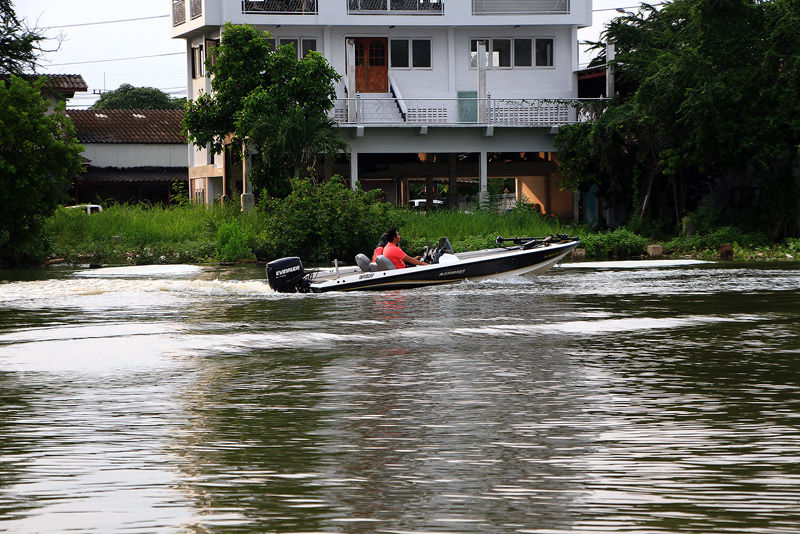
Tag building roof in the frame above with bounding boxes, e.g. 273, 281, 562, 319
76, 167, 188, 183
42, 74, 89, 93
66, 109, 187, 144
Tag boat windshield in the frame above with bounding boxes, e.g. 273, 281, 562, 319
432, 237, 454, 263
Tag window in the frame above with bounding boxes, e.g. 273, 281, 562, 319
412, 39, 431, 68
271, 38, 317, 58
301, 39, 317, 57
470, 39, 490, 68
492, 38, 511, 68
390, 38, 432, 69
390, 39, 409, 68
191, 45, 203, 78
535, 38, 554, 67
471, 37, 554, 68
514, 38, 532, 67
205, 39, 220, 67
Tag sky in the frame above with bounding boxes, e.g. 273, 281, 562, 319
15, 0, 645, 109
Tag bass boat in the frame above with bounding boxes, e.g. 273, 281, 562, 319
266, 234, 580, 293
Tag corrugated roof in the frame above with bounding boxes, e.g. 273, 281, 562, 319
77, 167, 188, 183
66, 109, 186, 144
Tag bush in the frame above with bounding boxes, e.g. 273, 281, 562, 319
216, 220, 256, 262
578, 228, 648, 258
665, 226, 771, 254
258, 177, 394, 263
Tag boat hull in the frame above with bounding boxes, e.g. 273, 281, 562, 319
307, 240, 579, 293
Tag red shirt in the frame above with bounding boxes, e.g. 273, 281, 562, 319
372, 246, 384, 262
383, 242, 407, 269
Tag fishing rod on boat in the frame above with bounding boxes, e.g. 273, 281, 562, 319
495, 234, 578, 249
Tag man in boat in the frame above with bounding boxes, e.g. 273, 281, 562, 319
383, 228, 429, 269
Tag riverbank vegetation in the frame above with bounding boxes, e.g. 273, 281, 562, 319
42, 189, 798, 267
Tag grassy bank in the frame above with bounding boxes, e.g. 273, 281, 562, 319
42, 202, 799, 266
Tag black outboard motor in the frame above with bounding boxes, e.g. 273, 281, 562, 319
266, 257, 307, 293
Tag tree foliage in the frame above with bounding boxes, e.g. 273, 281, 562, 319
182, 23, 346, 197
0, 76, 84, 265
556, 0, 800, 237
90, 83, 184, 110
0, 0, 45, 75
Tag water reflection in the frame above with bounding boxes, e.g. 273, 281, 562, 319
0, 262, 798, 533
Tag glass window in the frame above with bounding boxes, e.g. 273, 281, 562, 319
470, 39, 490, 68
301, 39, 317, 57
369, 40, 386, 67
535, 38, 554, 67
412, 39, 431, 68
390, 39, 409, 68
493, 38, 511, 68
355, 40, 365, 66
514, 38, 532, 67
279, 38, 298, 52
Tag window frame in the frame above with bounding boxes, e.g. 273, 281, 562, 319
469, 36, 555, 69
269, 36, 319, 59
535, 37, 555, 68
389, 37, 433, 70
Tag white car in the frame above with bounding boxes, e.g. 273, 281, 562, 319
66, 204, 103, 215
408, 199, 445, 209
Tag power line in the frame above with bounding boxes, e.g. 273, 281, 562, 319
40, 15, 169, 30
48, 52, 183, 67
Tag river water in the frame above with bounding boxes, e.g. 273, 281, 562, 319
1, 260, 799, 534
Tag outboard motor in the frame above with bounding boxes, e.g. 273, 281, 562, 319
266, 257, 307, 293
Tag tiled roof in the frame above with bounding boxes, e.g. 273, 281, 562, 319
0, 73, 88, 93
77, 167, 188, 183
66, 109, 187, 144
42, 74, 89, 93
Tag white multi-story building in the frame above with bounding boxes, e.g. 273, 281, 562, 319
171, 0, 593, 217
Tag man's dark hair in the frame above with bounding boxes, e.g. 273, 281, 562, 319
386, 228, 399, 242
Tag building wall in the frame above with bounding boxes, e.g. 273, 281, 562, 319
81, 143, 188, 168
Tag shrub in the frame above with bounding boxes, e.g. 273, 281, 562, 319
665, 226, 771, 254
216, 221, 256, 262
258, 177, 394, 263
578, 228, 648, 258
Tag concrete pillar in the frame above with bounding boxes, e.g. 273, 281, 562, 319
241, 145, 254, 212
479, 151, 488, 205
350, 150, 358, 190
448, 153, 459, 209
477, 40, 487, 123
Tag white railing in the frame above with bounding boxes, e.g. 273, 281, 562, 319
472, 0, 569, 14
242, 0, 317, 14
332, 97, 603, 126
348, 0, 444, 14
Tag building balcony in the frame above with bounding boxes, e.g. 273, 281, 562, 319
172, 0, 186, 25
190, 0, 202, 19
332, 97, 601, 127
347, 0, 444, 14
242, 0, 318, 14
472, 0, 570, 14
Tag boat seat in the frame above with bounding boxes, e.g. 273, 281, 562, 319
369, 262, 379, 271
355, 253, 371, 272
375, 255, 396, 270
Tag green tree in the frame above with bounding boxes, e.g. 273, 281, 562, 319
557, 0, 800, 237
0, 76, 84, 265
0, 0, 44, 74
182, 23, 346, 197
91, 83, 184, 110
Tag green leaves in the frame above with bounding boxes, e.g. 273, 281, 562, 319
0, 76, 84, 265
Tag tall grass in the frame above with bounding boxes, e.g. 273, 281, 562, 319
392, 208, 568, 253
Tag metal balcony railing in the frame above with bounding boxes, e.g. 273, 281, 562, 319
172, 0, 186, 25
472, 0, 569, 14
348, 0, 444, 14
242, 0, 318, 14
190, 0, 202, 19
332, 97, 602, 126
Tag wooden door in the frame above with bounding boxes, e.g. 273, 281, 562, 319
352, 37, 388, 93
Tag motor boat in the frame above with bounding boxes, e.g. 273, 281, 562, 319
266, 234, 580, 293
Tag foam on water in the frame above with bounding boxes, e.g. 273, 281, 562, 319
74, 264, 204, 277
